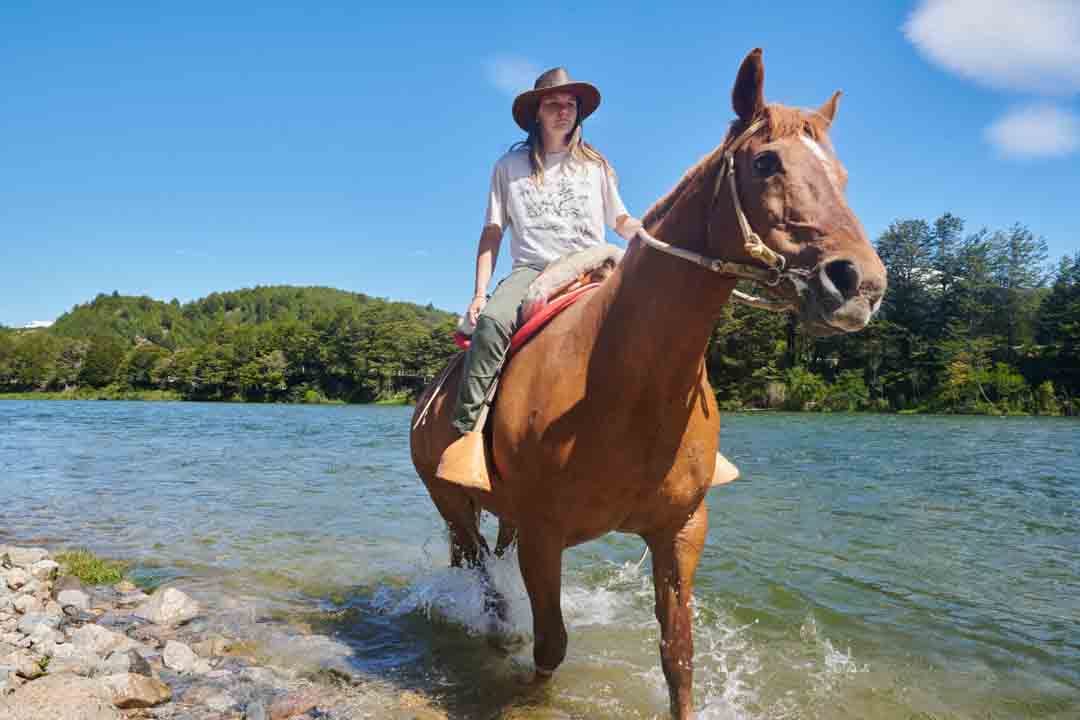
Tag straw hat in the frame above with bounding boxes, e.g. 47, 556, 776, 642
511, 67, 601, 132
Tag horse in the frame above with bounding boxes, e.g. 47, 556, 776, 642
410, 48, 887, 719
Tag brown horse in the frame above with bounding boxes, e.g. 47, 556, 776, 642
411, 48, 886, 719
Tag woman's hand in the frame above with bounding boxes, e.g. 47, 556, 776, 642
466, 295, 487, 326
616, 215, 643, 242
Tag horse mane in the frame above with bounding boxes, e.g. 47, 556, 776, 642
641, 103, 831, 229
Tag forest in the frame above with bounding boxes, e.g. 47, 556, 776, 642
3, 214, 1078, 414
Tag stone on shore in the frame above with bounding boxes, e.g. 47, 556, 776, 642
133, 587, 200, 626
16, 613, 60, 636
100, 672, 172, 709
58, 589, 91, 611
268, 689, 324, 720
0, 672, 122, 720
2, 569, 29, 592
0, 546, 49, 567
13, 595, 44, 615
162, 639, 199, 673
71, 624, 132, 656
28, 560, 59, 582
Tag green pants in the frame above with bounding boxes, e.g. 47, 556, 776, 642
452, 265, 542, 434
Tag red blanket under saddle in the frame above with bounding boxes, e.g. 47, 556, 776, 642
453, 283, 599, 356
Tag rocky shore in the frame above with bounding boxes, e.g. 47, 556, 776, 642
0, 545, 447, 720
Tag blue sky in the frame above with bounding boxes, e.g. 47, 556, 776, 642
2, 1, 1078, 327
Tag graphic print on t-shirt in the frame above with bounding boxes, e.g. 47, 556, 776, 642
517, 171, 597, 244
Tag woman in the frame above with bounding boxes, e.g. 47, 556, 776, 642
436, 67, 642, 489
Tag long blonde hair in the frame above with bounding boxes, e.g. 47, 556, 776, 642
511, 121, 615, 186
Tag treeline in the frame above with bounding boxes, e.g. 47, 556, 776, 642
708, 214, 1079, 415
0, 286, 459, 403
3, 214, 1078, 413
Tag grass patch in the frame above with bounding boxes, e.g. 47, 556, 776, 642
55, 548, 129, 585
0, 388, 182, 401
374, 393, 412, 406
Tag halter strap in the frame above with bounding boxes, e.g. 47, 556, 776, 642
635, 118, 787, 284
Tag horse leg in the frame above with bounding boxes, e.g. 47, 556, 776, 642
644, 500, 708, 720
426, 483, 488, 568
494, 519, 518, 557
517, 530, 568, 678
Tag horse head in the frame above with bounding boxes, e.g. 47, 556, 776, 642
709, 48, 887, 336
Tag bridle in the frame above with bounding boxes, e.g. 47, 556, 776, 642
634, 118, 799, 312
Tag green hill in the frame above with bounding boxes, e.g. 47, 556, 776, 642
3, 286, 459, 402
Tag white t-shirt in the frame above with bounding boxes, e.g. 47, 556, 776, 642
484, 148, 628, 269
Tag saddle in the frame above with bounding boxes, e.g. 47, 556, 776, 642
454, 244, 624, 353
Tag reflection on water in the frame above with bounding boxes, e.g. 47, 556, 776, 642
1, 401, 1077, 719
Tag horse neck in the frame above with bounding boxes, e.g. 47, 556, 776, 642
594, 160, 745, 393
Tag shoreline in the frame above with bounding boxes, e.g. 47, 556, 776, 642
0, 543, 447, 719
3, 392, 1075, 417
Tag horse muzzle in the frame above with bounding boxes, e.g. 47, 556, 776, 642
794, 257, 886, 337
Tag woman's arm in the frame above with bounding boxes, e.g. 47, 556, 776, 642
467, 224, 503, 324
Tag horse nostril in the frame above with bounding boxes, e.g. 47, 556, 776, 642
824, 259, 861, 300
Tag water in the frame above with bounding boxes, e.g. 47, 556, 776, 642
1, 401, 1077, 719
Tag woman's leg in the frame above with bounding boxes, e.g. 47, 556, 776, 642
451, 266, 541, 434
439, 266, 541, 489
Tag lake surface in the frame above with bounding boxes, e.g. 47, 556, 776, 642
1, 401, 1077, 719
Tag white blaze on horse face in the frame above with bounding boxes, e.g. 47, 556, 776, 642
799, 135, 842, 192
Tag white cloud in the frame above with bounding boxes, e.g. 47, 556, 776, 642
904, 0, 1080, 94
23, 320, 53, 329
985, 104, 1080, 158
485, 55, 540, 97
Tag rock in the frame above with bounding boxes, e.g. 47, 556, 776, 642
2, 569, 29, 591
128, 622, 175, 647
0, 672, 123, 720
268, 689, 324, 720
54, 575, 85, 594
180, 685, 238, 712
0, 649, 45, 680
101, 649, 153, 677
58, 589, 91, 611
192, 634, 231, 657
16, 613, 61, 635
29, 559, 59, 581
133, 587, 200, 626
13, 595, 44, 615
27, 626, 64, 652
47, 643, 102, 677
0, 547, 49, 568
100, 672, 172, 709
162, 640, 198, 673
71, 624, 132, 656
115, 591, 149, 609
114, 580, 137, 593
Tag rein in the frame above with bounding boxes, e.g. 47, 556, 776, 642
635, 118, 797, 312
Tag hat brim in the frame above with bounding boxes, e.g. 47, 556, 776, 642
512, 82, 601, 132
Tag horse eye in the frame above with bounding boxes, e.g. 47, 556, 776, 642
752, 151, 782, 177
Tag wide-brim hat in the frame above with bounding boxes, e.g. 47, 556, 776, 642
512, 67, 601, 133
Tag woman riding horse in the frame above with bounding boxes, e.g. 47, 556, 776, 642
435, 67, 643, 489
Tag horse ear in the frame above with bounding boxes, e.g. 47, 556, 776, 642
818, 90, 842, 126
732, 48, 765, 122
